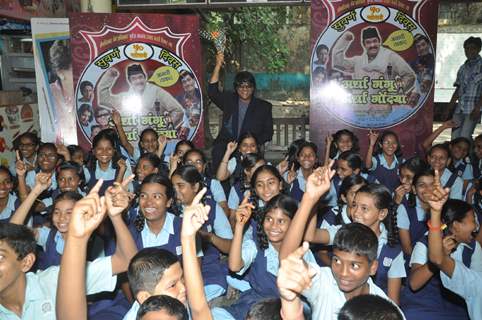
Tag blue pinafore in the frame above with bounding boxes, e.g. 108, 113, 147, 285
223, 247, 279, 320
374, 243, 403, 293
0, 194, 20, 223
370, 154, 400, 193
400, 237, 474, 320
289, 177, 304, 202
86, 164, 120, 196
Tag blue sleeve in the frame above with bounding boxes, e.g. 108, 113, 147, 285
462, 164, 474, 181
228, 186, 240, 210
396, 205, 410, 230
25, 171, 35, 188
213, 204, 233, 239
450, 177, 464, 200
370, 156, 378, 171
238, 239, 257, 275
210, 179, 227, 203
227, 158, 236, 174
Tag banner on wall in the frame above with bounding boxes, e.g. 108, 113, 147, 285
310, 0, 438, 156
31, 18, 77, 145
69, 13, 204, 153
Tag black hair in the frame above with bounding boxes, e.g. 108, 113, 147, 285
316, 44, 329, 53
246, 298, 282, 320
136, 153, 168, 180
284, 139, 306, 171
79, 80, 94, 94
240, 152, 266, 192
237, 132, 259, 153
0, 165, 15, 191
174, 140, 194, 156
88, 129, 122, 171
78, 104, 94, 122
128, 248, 179, 296
334, 175, 367, 225
38, 143, 60, 166
399, 156, 428, 176
407, 168, 434, 208
294, 141, 320, 171
449, 137, 471, 160
135, 173, 175, 231
441, 199, 473, 230
138, 128, 159, 154
257, 194, 298, 250
338, 294, 403, 320
428, 142, 450, 157
13, 131, 40, 151
0, 223, 36, 259
49, 192, 83, 225
49, 39, 71, 72
67, 145, 86, 164
333, 223, 378, 263
414, 34, 429, 45
464, 36, 482, 50
338, 151, 363, 171
171, 165, 206, 211
356, 184, 399, 247
330, 129, 359, 158
56, 161, 86, 191
234, 71, 256, 90
182, 148, 209, 176
136, 295, 188, 320
373, 131, 402, 158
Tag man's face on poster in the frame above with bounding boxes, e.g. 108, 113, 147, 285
363, 37, 380, 58
317, 48, 329, 65
181, 74, 196, 94
415, 39, 430, 56
128, 72, 147, 94
80, 109, 92, 126
82, 85, 94, 101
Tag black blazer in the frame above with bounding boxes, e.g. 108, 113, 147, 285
208, 82, 273, 145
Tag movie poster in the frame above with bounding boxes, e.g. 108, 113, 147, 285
70, 13, 203, 152
31, 18, 77, 145
310, 0, 439, 156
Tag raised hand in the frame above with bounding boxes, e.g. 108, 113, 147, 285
235, 195, 255, 226
69, 179, 106, 239
112, 108, 122, 126
368, 129, 379, 146
34, 172, 52, 192
277, 156, 289, 175
442, 119, 458, 130
117, 158, 127, 170
325, 134, 333, 146
277, 242, 317, 301
393, 184, 410, 205
286, 163, 297, 185
226, 141, 238, 156
426, 169, 450, 213
15, 150, 27, 177
182, 188, 211, 238
305, 160, 335, 201
442, 235, 457, 256
215, 52, 225, 67
105, 174, 135, 217
56, 143, 70, 160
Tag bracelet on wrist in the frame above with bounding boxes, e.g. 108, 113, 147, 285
427, 220, 447, 232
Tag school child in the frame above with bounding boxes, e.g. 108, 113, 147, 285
427, 186, 482, 320
67, 144, 86, 166
86, 129, 134, 195
171, 165, 232, 301
396, 169, 434, 257
323, 129, 360, 165
113, 109, 166, 163
285, 141, 319, 202
394, 156, 428, 206
281, 166, 406, 304
466, 176, 482, 245
426, 143, 464, 200
278, 225, 394, 320
471, 134, 482, 180
365, 130, 403, 193
277, 138, 305, 176
136, 295, 189, 320
216, 133, 259, 182
0, 166, 20, 223
2, 180, 137, 320
227, 153, 266, 216
56, 161, 86, 196
10, 131, 39, 176
182, 148, 230, 217
18, 143, 60, 218
128, 173, 184, 258
122, 248, 187, 320
338, 294, 404, 320
400, 171, 481, 319
211, 194, 315, 320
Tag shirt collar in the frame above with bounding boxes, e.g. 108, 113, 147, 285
146, 212, 175, 235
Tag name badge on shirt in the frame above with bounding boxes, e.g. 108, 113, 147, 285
383, 257, 393, 267
41, 301, 53, 315
176, 245, 182, 256
457, 170, 463, 177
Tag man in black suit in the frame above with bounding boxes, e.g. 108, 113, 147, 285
208, 53, 273, 169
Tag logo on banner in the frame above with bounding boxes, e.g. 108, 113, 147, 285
311, 5, 434, 129
75, 17, 202, 144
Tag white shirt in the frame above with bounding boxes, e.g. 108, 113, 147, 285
0, 257, 117, 320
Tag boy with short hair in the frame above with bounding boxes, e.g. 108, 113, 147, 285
136, 295, 188, 320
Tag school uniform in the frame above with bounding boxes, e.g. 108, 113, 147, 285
212, 241, 316, 320
320, 205, 351, 228
227, 181, 248, 211
9, 155, 36, 177
198, 196, 233, 301
396, 198, 428, 247
0, 193, 20, 223
285, 169, 307, 202
205, 177, 227, 204
36, 227, 64, 270
86, 161, 134, 195
400, 235, 481, 319
369, 154, 401, 193
471, 157, 482, 180
440, 168, 464, 200
440, 261, 482, 320
452, 158, 474, 181
302, 263, 398, 320
0, 257, 117, 320
25, 170, 57, 210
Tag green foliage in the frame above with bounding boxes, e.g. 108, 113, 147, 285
202, 7, 293, 73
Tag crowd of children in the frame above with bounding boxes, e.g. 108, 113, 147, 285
0, 123, 481, 320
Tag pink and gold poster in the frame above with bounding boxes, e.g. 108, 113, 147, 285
310, 0, 439, 156
70, 13, 203, 152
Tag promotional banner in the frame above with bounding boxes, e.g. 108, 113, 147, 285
310, 0, 438, 156
32, 18, 77, 145
70, 13, 203, 152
